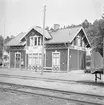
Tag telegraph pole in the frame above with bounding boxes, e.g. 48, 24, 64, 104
103, 37, 104, 74
41, 5, 46, 75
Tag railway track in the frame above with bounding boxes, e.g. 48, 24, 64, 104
0, 74, 76, 83
0, 82, 104, 105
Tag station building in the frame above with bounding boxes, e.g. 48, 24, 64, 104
6, 25, 91, 72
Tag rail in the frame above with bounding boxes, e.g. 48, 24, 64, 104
0, 82, 103, 105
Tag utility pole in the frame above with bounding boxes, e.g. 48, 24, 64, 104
103, 37, 104, 74
41, 5, 46, 75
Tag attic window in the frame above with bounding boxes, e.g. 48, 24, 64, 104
34, 37, 37, 46
30, 36, 34, 46
30, 36, 41, 46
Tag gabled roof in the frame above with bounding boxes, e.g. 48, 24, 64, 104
6, 26, 91, 47
21, 26, 51, 41
46, 26, 91, 47
46, 26, 81, 43
6, 32, 26, 46
6, 26, 51, 46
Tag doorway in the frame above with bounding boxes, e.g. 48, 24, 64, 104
15, 52, 21, 68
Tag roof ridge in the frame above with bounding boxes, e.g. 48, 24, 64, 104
50, 26, 82, 33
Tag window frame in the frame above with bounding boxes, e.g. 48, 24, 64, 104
30, 36, 41, 46
52, 51, 60, 71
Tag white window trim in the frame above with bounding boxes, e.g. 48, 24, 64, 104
30, 36, 41, 47
52, 51, 60, 71
28, 53, 43, 70
15, 52, 21, 68
30, 36, 34, 46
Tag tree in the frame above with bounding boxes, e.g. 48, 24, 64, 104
0, 35, 4, 59
85, 19, 104, 56
4, 35, 14, 52
82, 19, 91, 28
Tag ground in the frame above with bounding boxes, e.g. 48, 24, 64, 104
0, 89, 78, 105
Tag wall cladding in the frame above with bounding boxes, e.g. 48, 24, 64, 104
69, 49, 86, 70
10, 51, 15, 68
10, 50, 26, 69
46, 49, 53, 67
60, 49, 67, 71
46, 49, 67, 72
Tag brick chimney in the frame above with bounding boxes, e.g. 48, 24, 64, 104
54, 24, 60, 31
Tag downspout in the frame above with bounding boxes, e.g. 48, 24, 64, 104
67, 42, 70, 72
25, 38, 27, 70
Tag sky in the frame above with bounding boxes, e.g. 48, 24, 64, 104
0, 0, 104, 37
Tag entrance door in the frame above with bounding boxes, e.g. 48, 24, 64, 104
52, 51, 60, 72
15, 52, 21, 68
28, 54, 33, 70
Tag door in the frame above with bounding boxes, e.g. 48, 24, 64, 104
52, 51, 60, 72
28, 54, 33, 70
15, 52, 21, 68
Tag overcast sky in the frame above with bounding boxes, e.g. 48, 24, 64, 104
0, 0, 104, 37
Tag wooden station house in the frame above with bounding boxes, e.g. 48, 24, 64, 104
6, 24, 91, 72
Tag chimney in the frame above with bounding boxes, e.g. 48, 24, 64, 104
54, 24, 60, 31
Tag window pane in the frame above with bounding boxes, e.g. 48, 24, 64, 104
38, 37, 41, 45
30, 37, 33, 46
34, 37, 37, 46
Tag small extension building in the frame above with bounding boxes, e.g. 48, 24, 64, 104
6, 25, 91, 72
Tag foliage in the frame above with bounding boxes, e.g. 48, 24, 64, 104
84, 19, 104, 56
4, 35, 14, 52
0, 35, 14, 59
0, 35, 3, 59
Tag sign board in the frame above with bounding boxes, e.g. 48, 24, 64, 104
26, 46, 45, 54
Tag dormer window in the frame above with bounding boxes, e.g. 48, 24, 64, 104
30, 36, 42, 46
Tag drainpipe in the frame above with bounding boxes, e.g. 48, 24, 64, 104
67, 43, 70, 72
25, 38, 27, 70
78, 47, 79, 70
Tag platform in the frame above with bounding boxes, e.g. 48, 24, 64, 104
0, 68, 104, 97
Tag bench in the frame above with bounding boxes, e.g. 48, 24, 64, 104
43, 67, 52, 72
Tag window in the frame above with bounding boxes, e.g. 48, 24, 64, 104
80, 38, 82, 47
74, 38, 77, 46
38, 37, 41, 45
52, 52, 60, 67
30, 36, 41, 46
77, 36, 80, 46
38, 53, 42, 65
52, 51, 60, 71
34, 37, 37, 46
16, 53, 21, 61
74, 36, 80, 46
30, 37, 34, 46
82, 40, 85, 47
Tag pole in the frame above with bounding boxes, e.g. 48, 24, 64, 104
41, 5, 46, 75
103, 37, 104, 74
67, 43, 69, 72
25, 38, 27, 70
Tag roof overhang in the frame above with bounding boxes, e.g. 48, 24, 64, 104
71, 26, 91, 47
21, 26, 52, 41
